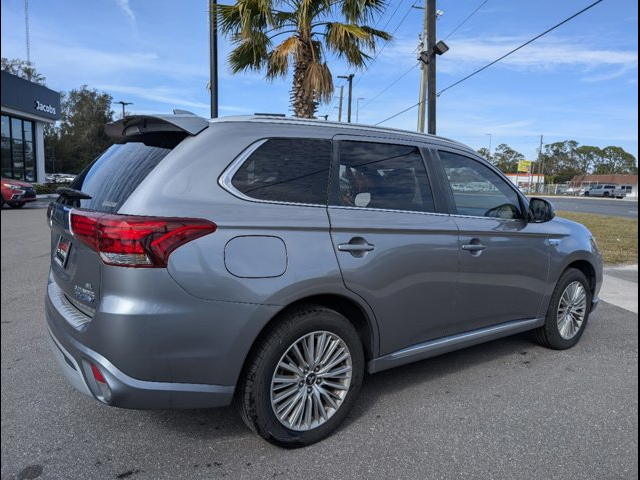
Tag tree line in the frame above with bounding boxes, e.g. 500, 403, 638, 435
478, 141, 638, 184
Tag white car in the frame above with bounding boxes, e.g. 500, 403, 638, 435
585, 184, 616, 197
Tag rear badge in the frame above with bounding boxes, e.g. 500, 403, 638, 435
55, 237, 72, 268
74, 283, 96, 304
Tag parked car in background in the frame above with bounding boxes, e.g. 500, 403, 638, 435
45, 173, 76, 184
614, 185, 633, 199
45, 113, 603, 447
1, 177, 37, 208
585, 184, 616, 197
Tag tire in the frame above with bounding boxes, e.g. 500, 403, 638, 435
584, 191, 590, 197
532, 268, 592, 350
237, 304, 364, 448
604, 192, 610, 197
7, 202, 25, 208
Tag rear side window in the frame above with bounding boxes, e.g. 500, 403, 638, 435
335, 141, 435, 212
231, 138, 332, 205
75, 142, 172, 213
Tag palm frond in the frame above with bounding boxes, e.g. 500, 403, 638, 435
339, 0, 387, 24
266, 36, 303, 78
324, 22, 377, 66
304, 62, 334, 102
227, 31, 272, 73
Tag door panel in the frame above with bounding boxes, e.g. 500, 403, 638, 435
330, 209, 460, 355
451, 217, 550, 333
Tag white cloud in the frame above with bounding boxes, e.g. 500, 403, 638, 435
379, 36, 639, 75
116, 0, 135, 23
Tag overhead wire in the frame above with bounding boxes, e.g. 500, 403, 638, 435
375, 0, 606, 126
443, 0, 489, 41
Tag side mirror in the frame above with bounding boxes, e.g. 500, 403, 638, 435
529, 198, 555, 223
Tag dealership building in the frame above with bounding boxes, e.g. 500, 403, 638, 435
1, 71, 61, 183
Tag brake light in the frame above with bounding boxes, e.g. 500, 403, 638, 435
70, 210, 216, 268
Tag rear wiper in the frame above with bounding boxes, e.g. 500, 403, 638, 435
56, 187, 92, 200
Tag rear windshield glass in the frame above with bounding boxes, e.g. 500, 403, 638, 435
73, 142, 171, 213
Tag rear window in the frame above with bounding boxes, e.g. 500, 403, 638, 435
231, 138, 332, 205
73, 142, 172, 213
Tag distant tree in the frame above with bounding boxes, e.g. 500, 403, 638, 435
1, 57, 46, 85
540, 141, 581, 184
218, 0, 391, 118
45, 86, 115, 173
595, 146, 638, 175
574, 145, 603, 174
477, 147, 492, 163
491, 143, 524, 173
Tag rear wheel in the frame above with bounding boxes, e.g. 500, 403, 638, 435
533, 268, 592, 350
237, 305, 364, 447
7, 202, 25, 208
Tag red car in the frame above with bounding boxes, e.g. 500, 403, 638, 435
1, 177, 37, 208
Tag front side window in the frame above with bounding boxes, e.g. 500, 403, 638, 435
335, 141, 435, 213
231, 138, 332, 205
440, 151, 523, 220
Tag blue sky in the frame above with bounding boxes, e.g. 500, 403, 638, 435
1, 0, 638, 160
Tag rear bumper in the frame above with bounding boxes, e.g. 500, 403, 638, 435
45, 290, 236, 410
46, 319, 235, 409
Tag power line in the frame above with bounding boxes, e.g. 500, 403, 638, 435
376, 0, 605, 126
443, 0, 489, 41
354, 0, 418, 87
325, 0, 416, 115
361, 63, 420, 111
437, 0, 604, 96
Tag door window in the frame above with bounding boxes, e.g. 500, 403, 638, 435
335, 141, 435, 213
439, 151, 524, 219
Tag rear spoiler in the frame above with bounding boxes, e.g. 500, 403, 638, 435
105, 111, 209, 144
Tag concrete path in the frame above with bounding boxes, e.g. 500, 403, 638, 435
600, 264, 638, 314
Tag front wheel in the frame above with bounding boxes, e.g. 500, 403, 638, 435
533, 268, 592, 350
237, 305, 364, 448
7, 202, 25, 208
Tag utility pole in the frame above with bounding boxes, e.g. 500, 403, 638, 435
338, 85, 344, 122
417, 2, 429, 133
537, 134, 544, 193
115, 101, 133, 119
209, 0, 219, 119
426, 0, 437, 135
417, 1, 445, 134
338, 74, 355, 123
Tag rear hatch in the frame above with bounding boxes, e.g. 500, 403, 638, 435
48, 113, 210, 319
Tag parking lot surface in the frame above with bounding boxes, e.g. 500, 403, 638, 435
1, 208, 638, 480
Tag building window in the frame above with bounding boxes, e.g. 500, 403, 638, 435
1, 114, 36, 181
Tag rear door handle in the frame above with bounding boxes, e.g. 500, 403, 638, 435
338, 244, 375, 253
337, 238, 375, 257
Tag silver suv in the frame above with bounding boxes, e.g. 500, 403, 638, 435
46, 113, 603, 447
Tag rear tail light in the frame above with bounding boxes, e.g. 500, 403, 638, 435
70, 210, 216, 268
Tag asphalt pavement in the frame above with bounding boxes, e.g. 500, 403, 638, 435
1, 207, 638, 480
542, 196, 638, 219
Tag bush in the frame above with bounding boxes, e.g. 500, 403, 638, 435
34, 183, 61, 195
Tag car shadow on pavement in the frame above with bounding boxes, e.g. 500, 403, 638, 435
144, 332, 540, 444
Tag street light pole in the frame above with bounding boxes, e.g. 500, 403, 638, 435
356, 98, 365, 123
115, 101, 133, 119
486, 133, 492, 157
338, 74, 355, 123
209, 0, 219, 119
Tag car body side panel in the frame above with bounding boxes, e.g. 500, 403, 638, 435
447, 217, 551, 334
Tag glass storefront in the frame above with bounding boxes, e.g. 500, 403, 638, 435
1, 114, 36, 181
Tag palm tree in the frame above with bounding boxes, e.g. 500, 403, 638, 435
218, 0, 391, 119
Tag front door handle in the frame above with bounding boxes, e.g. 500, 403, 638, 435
338, 238, 375, 257
461, 244, 487, 252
